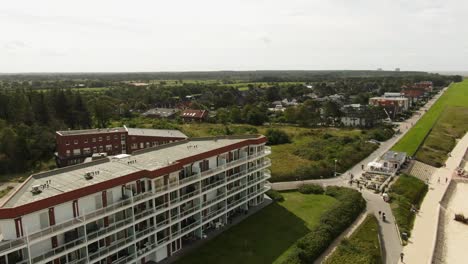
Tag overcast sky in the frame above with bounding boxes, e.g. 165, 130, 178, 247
1, 0, 467, 72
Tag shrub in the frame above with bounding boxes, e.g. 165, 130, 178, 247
266, 189, 284, 202
265, 128, 291, 145
298, 184, 325, 195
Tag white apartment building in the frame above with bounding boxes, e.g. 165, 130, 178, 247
0, 135, 271, 264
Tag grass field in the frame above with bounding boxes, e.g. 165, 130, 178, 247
325, 215, 381, 264
389, 174, 428, 241
392, 81, 468, 157
175, 192, 337, 264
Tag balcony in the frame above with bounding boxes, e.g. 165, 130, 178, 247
32, 236, 86, 264
88, 236, 134, 261
0, 238, 27, 256
202, 207, 225, 222
87, 217, 133, 241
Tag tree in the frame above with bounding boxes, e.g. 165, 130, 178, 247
265, 129, 291, 145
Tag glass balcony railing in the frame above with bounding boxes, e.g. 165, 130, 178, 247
31, 236, 86, 263
88, 236, 134, 261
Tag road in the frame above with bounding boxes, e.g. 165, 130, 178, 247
270, 87, 447, 264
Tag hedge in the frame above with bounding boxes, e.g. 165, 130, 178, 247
298, 184, 325, 195
280, 187, 366, 263
266, 189, 285, 202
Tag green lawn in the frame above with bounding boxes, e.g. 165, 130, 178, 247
389, 174, 428, 241
175, 192, 337, 264
392, 80, 468, 156
325, 215, 382, 264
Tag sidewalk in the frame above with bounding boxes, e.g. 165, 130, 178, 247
398, 132, 468, 264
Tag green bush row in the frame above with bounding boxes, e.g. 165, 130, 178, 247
298, 184, 325, 195
266, 189, 284, 202
281, 187, 366, 263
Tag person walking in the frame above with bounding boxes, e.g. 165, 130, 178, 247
446, 177, 448, 183
438, 177, 440, 183
400, 252, 405, 262
378, 211, 381, 217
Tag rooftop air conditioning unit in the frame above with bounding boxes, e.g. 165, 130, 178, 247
84, 173, 94, 180
31, 185, 42, 194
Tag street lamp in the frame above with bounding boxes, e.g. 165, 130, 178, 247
334, 159, 338, 177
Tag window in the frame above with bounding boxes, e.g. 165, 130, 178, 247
106, 145, 112, 151
146, 142, 150, 147
131, 143, 138, 150
73, 149, 81, 155
92, 147, 97, 153
121, 134, 126, 140
140, 143, 144, 149
84, 139, 88, 144
95, 195, 103, 209
74, 140, 78, 145
99, 146, 104, 152
114, 135, 118, 140
39, 212, 49, 229
106, 136, 110, 141
99, 137, 102, 142
65, 141, 70, 146
83, 148, 91, 154
66, 150, 71, 157
92, 138, 96, 143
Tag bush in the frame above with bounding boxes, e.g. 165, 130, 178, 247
280, 187, 366, 263
298, 184, 325, 195
266, 189, 284, 202
265, 128, 291, 145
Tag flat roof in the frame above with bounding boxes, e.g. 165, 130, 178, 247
381, 151, 407, 163
2, 136, 262, 208
57, 127, 126, 136
370, 97, 408, 101
127, 128, 187, 138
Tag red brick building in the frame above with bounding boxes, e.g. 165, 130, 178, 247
180, 109, 208, 122
55, 126, 187, 167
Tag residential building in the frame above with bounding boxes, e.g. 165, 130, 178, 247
0, 135, 271, 264
340, 104, 384, 127
55, 126, 187, 167
180, 110, 208, 122
369, 97, 409, 119
142, 108, 179, 119
340, 104, 368, 127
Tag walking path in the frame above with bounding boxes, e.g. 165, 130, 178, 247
398, 132, 468, 264
270, 88, 448, 264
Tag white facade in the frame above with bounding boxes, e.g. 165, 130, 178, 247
0, 140, 271, 264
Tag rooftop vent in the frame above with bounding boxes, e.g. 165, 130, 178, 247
31, 185, 42, 194
84, 170, 100, 180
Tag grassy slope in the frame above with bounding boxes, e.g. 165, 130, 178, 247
415, 106, 468, 166
392, 81, 468, 156
389, 174, 428, 239
325, 215, 382, 264
175, 192, 337, 264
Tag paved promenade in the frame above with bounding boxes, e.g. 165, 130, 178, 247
398, 132, 468, 264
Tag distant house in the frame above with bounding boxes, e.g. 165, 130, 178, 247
180, 109, 208, 122
142, 108, 178, 119
340, 104, 368, 127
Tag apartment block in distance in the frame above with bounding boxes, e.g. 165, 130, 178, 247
0, 135, 271, 264
55, 126, 188, 167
